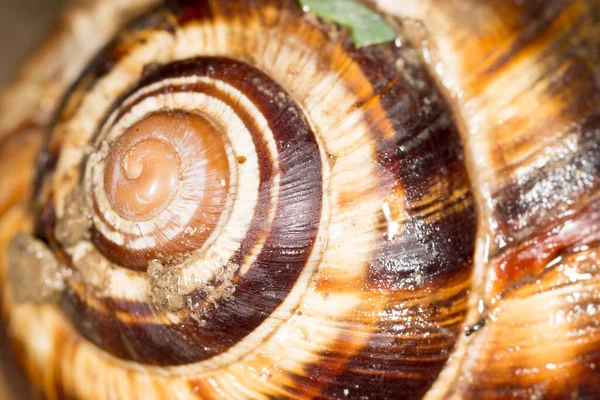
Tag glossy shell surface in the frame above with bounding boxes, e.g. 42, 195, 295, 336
0, 0, 597, 399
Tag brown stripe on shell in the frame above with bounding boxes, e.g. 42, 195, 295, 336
60, 57, 323, 365
31, 0, 478, 396
489, 196, 600, 297
481, 0, 577, 76
487, 11, 600, 248
41, 3, 178, 176
492, 109, 600, 251
88, 66, 275, 271
294, 276, 470, 400
374, 0, 599, 251
356, 40, 476, 287
60, 288, 212, 365
458, 233, 600, 397
452, 200, 600, 397
287, 36, 476, 398
1, 0, 598, 398
372, 1, 600, 398
16, 1, 584, 398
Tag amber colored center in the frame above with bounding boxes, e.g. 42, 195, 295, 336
103, 112, 230, 222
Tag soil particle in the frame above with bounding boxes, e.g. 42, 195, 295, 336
54, 190, 92, 248
7, 232, 69, 304
147, 260, 185, 312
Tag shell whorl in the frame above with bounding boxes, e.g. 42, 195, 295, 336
68, 55, 326, 364
0, 0, 598, 399
95, 110, 231, 268
15, 0, 475, 397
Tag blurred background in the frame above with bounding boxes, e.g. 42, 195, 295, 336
0, 0, 65, 86
0, 1, 65, 398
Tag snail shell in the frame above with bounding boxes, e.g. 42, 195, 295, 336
0, 0, 598, 399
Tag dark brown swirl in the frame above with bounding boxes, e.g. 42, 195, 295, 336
63, 56, 324, 364
18, 2, 480, 398
4, 0, 556, 399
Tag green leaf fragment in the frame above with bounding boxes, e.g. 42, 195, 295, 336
299, 0, 396, 48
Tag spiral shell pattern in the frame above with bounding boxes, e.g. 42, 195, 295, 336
22, 0, 476, 397
0, 0, 598, 399
93, 109, 231, 269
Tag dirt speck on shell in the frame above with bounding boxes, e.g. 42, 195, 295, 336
147, 257, 240, 316
73, 246, 111, 296
7, 232, 69, 304
147, 260, 185, 312
54, 189, 92, 247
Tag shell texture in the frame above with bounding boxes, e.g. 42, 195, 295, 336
0, 0, 597, 399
